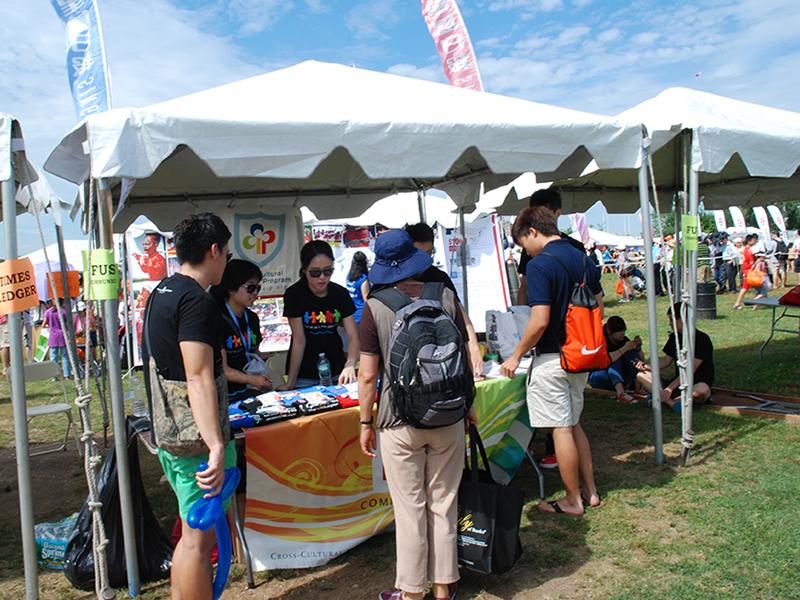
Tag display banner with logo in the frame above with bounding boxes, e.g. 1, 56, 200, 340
729, 206, 747, 229
220, 206, 303, 297
434, 215, 510, 332
422, 0, 484, 91
712, 210, 727, 232
767, 205, 786, 232
752, 206, 772, 239
243, 378, 530, 569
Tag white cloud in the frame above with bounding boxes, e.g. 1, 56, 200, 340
228, 0, 295, 35
345, 0, 401, 41
487, 0, 562, 12
597, 28, 621, 43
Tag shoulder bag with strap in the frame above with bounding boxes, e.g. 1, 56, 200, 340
539, 252, 610, 373
144, 283, 230, 457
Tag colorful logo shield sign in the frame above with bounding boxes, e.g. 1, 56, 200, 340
234, 212, 286, 267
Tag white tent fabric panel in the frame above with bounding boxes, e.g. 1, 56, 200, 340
552, 88, 800, 212
44, 61, 643, 231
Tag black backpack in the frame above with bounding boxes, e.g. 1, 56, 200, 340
372, 282, 474, 429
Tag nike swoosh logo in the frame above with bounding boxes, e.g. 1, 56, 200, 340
581, 345, 602, 355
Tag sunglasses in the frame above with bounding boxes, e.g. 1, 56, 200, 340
226, 252, 233, 263
242, 283, 261, 294
307, 267, 335, 278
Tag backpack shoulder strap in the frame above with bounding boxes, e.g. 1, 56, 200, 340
419, 281, 445, 302
540, 251, 590, 284
372, 286, 413, 312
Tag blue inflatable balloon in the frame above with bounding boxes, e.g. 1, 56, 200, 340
187, 462, 241, 600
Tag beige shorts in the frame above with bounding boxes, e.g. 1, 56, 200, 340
526, 353, 589, 428
0, 322, 9, 348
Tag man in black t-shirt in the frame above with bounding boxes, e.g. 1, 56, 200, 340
516, 189, 586, 305
636, 302, 715, 412
143, 213, 233, 600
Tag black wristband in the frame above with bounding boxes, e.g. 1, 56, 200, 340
360, 417, 374, 425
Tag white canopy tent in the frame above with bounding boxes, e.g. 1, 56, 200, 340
552, 88, 800, 465
44, 60, 643, 232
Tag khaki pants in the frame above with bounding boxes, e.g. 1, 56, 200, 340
379, 422, 465, 594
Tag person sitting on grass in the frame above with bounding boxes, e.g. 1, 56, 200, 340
636, 302, 714, 412
588, 316, 645, 404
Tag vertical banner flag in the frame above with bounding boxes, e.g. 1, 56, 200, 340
50, 0, 112, 120
570, 213, 590, 244
422, 0, 484, 91
767, 205, 787, 232
728, 206, 746, 230
712, 210, 727, 232
752, 206, 771, 239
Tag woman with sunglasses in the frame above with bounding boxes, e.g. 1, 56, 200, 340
277, 240, 359, 390
211, 259, 273, 402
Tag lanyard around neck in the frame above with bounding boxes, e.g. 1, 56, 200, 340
225, 301, 251, 352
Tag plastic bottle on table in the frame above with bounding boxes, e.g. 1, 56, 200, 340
317, 353, 332, 387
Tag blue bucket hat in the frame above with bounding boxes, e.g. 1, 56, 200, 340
369, 229, 433, 285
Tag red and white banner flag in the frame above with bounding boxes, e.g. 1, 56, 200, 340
728, 206, 746, 229
422, 0, 484, 91
752, 206, 771, 238
712, 210, 727, 232
767, 205, 786, 232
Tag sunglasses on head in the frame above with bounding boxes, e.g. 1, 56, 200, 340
242, 283, 261, 294
307, 267, 335, 278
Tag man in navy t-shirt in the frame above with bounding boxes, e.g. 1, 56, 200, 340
500, 206, 603, 515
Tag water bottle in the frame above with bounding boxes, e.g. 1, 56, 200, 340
317, 353, 332, 387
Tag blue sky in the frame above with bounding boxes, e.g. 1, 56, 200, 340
3, 0, 800, 253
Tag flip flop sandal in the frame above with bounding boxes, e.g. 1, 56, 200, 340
581, 492, 604, 509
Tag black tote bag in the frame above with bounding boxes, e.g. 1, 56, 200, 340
457, 424, 524, 575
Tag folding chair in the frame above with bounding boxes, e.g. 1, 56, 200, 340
14, 361, 83, 457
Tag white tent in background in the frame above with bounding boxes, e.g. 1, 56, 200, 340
301, 191, 464, 229
552, 88, 800, 466
569, 227, 643, 248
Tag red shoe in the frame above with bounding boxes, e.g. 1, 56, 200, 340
539, 454, 558, 469
616, 392, 638, 404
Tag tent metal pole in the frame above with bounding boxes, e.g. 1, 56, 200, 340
681, 166, 700, 467
458, 207, 469, 313
638, 137, 664, 465
5, 145, 39, 599
96, 178, 141, 596
55, 224, 80, 379
417, 188, 427, 224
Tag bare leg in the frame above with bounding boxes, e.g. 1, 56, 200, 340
572, 423, 599, 506
543, 427, 584, 515
170, 521, 215, 600
733, 286, 747, 308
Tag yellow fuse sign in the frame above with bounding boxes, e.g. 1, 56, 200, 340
682, 215, 699, 251
0, 258, 39, 313
84, 250, 119, 300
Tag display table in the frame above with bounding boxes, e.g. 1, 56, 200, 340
243, 375, 531, 571
744, 296, 800, 358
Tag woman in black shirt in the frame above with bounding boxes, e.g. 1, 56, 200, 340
211, 259, 272, 402
277, 240, 359, 390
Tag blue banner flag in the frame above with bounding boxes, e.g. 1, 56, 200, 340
50, 0, 112, 121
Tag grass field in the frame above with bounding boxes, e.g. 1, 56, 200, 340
0, 272, 798, 599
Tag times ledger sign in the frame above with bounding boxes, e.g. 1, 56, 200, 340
422, 0, 484, 91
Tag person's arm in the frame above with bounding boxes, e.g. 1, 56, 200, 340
459, 304, 483, 379
275, 317, 305, 390
180, 340, 226, 497
339, 315, 359, 384
360, 278, 370, 300
221, 349, 272, 392
499, 304, 549, 378
516, 274, 528, 305
358, 353, 380, 458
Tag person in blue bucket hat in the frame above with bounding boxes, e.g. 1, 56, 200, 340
358, 228, 477, 600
